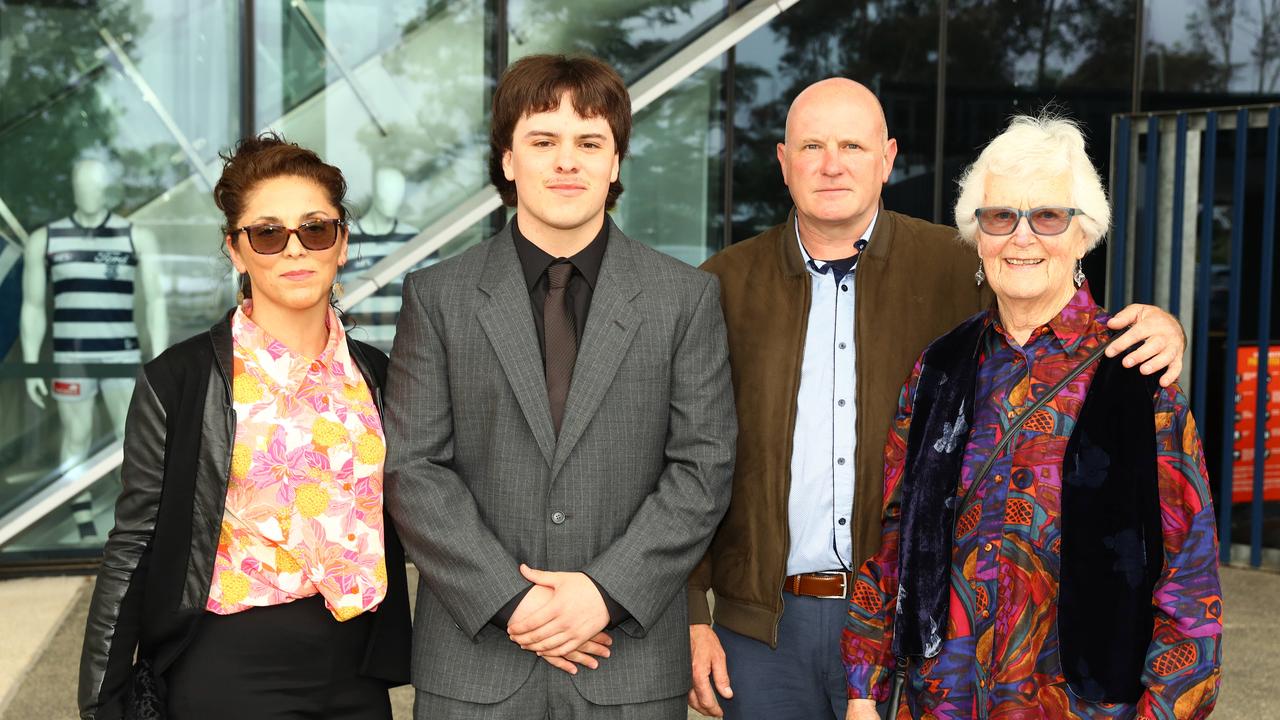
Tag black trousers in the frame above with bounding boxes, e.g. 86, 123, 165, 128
164, 594, 392, 720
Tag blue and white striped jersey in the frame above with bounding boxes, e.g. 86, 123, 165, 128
45, 213, 141, 363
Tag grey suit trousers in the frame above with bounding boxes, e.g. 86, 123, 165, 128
414, 662, 686, 719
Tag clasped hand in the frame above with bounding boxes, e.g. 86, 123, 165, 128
507, 563, 612, 675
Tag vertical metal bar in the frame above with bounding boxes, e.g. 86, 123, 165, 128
1111, 116, 1132, 311
1137, 115, 1159, 303
1131, 0, 1145, 113
1194, 112, 1217, 430
721, 0, 738, 251
239, 0, 256, 138
1218, 108, 1248, 565
491, 0, 508, 77
485, 0, 509, 236
1169, 113, 1188, 317
722, 41, 736, 251
932, 0, 948, 225
1252, 107, 1278, 568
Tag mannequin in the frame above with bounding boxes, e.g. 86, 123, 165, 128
20, 158, 168, 539
341, 167, 427, 350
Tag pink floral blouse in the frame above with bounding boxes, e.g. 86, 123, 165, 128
206, 304, 389, 621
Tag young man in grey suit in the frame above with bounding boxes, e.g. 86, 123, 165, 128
383, 54, 737, 719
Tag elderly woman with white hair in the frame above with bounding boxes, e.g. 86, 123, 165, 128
842, 114, 1222, 720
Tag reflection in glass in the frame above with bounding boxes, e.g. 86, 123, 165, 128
940, 1, 1135, 233
507, 0, 725, 81
615, 63, 725, 265
1144, 0, 1280, 97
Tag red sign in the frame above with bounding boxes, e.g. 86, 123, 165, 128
1232, 346, 1280, 503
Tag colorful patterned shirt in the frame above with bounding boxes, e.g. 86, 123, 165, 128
206, 303, 389, 622
843, 285, 1222, 719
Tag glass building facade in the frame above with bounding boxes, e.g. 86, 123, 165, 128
1, 0, 1277, 566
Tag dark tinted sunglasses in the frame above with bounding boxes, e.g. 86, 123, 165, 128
973, 206, 1083, 236
236, 218, 344, 254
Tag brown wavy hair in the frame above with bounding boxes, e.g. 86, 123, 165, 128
214, 132, 349, 298
489, 54, 631, 209
214, 131, 349, 238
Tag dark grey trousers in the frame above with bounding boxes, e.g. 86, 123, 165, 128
714, 594, 852, 720
413, 660, 686, 720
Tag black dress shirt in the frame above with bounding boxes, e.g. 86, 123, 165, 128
512, 215, 608, 357
491, 215, 628, 630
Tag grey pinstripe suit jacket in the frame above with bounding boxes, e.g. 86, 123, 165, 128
383, 220, 736, 707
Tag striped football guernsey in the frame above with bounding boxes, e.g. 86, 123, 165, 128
45, 213, 141, 364
341, 219, 432, 350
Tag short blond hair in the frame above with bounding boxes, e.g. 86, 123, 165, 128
954, 113, 1110, 250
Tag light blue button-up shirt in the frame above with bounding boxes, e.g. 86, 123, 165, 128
786, 213, 877, 576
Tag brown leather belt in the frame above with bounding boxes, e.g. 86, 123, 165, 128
784, 571, 851, 599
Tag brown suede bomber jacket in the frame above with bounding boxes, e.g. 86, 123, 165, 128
689, 207, 991, 647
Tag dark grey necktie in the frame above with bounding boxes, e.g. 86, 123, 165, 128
544, 260, 577, 434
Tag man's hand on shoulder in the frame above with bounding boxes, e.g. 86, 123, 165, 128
508, 564, 611, 665
1106, 303, 1187, 387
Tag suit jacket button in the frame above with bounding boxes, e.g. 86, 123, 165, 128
551, 511, 566, 525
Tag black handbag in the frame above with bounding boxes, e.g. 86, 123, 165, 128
123, 659, 165, 720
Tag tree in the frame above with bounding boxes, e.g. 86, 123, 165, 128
0, 3, 148, 231
1240, 0, 1280, 92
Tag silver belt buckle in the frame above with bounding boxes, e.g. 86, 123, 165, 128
814, 571, 848, 599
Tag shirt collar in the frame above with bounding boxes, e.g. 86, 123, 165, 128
788, 208, 880, 275
232, 301, 358, 387
988, 281, 1100, 354
512, 215, 609, 291
795, 210, 878, 278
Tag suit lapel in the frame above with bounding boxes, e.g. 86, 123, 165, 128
476, 232, 556, 467
551, 227, 641, 477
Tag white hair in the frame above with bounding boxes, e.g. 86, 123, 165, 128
953, 113, 1110, 250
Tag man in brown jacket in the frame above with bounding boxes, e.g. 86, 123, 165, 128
686, 78, 1187, 720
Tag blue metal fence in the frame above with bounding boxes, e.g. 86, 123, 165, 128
1111, 105, 1280, 568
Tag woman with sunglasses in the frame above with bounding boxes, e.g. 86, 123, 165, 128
843, 114, 1222, 719
79, 133, 410, 719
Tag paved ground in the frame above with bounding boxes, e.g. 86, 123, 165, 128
1, 566, 1273, 719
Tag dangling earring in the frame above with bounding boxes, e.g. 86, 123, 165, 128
236, 273, 249, 305
1073, 259, 1086, 288
974, 258, 986, 287
331, 280, 345, 300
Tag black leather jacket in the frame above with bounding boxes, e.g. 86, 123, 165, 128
78, 313, 411, 719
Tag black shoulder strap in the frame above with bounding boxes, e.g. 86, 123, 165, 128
972, 333, 1118, 485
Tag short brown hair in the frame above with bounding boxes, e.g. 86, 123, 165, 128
214, 131, 349, 238
489, 54, 631, 209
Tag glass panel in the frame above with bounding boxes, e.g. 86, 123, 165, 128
0, 0, 737, 558
731, 0, 940, 242
507, 0, 726, 81
303, 0, 493, 350
0, 1, 240, 561
614, 62, 726, 265
1142, 0, 1280, 108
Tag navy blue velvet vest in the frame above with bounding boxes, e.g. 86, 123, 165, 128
893, 314, 1163, 702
